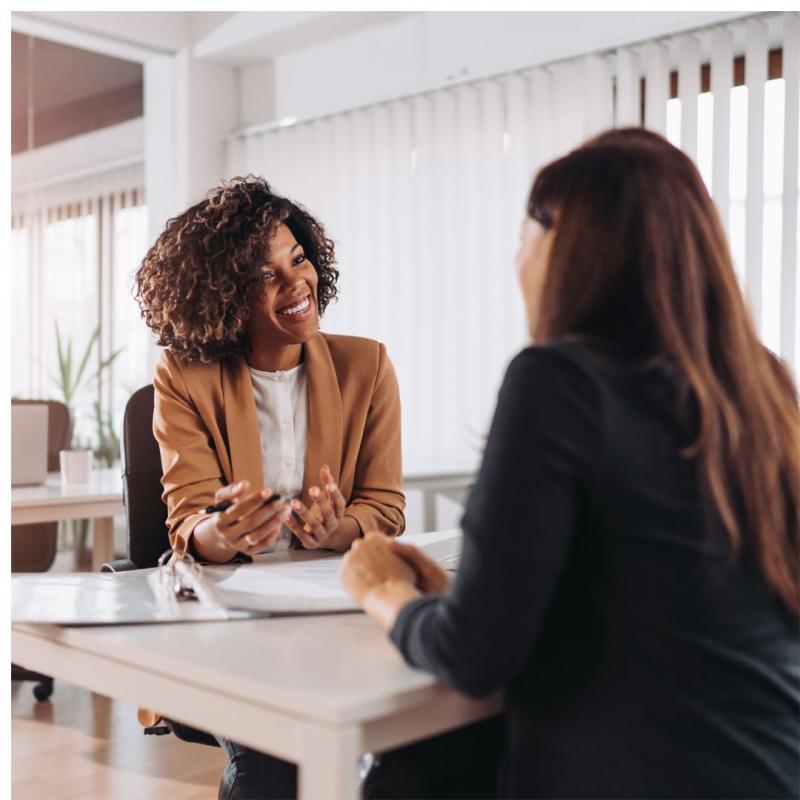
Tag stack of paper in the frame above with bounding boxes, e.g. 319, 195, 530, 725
210, 529, 461, 614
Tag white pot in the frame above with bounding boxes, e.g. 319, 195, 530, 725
59, 450, 93, 486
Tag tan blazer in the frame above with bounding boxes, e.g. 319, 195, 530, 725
153, 332, 406, 557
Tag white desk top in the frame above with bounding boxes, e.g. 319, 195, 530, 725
17, 611, 454, 726
13, 531, 472, 726
11, 468, 123, 509
403, 466, 477, 482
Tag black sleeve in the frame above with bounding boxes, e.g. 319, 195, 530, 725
390, 346, 603, 696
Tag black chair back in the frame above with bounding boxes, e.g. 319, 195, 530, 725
122, 385, 169, 568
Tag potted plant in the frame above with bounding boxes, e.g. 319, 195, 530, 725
52, 322, 123, 563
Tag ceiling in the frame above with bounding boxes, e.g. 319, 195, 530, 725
14, 11, 418, 63
13, 10, 759, 70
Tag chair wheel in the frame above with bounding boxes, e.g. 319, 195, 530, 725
33, 680, 53, 701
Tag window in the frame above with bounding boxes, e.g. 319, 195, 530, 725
665, 48, 796, 360
11, 32, 143, 154
11, 186, 149, 453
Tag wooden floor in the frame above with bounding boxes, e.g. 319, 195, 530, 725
11, 678, 227, 800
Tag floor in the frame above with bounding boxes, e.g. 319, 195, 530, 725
13, 540, 229, 799
11, 678, 227, 800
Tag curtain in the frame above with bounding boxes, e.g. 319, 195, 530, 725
11, 163, 149, 451
228, 11, 797, 474
623, 12, 800, 372
228, 55, 616, 473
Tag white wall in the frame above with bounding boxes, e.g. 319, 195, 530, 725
11, 118, 143, 195
240, 10, 750, 127
179, 54, 239, 206
239, 61, 276, 129
144, 51, 238, 244
144, 56, 179, 243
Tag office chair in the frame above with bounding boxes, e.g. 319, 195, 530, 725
106, 384, 170, 571
103, 384, 220, 748
11, 398, 72, 701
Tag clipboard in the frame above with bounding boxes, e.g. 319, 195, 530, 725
11, 551, 263, 626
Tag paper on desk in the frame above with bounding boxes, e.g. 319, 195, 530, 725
204, 529, 462, 614
10, 529, 463, 623
11, 569, 259, 625
207, 555, 356, 613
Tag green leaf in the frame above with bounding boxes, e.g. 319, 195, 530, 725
65, 338, 74, 404
87, 345, 124, 387
98, 346, 124, 371
72, 325, 99, 396
54, 321, 63, 365
54, 322, 69, 403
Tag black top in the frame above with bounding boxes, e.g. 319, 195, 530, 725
391, 342, 800, 799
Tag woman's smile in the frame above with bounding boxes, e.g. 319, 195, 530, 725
275, 293, 312, 319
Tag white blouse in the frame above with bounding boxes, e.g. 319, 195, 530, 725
248, 362, 308, 552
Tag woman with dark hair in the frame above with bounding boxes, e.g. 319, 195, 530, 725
343, 129, 800, 799
135, 176, 405, 798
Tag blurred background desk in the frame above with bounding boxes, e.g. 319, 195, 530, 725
11, 468, 124, 572
403, 469, 475, 532
10, 465, 474, 572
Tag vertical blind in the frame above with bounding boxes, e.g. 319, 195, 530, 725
11, 163, 149, 446
227, 11, 799, 474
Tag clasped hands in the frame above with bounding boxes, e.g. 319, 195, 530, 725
341, 533, 451, 630
195, 465, 348, 558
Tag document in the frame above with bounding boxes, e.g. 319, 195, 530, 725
205, 529, 462, 614
11, 569, 256, 625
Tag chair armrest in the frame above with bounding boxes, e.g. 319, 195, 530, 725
101, 558, 139, 573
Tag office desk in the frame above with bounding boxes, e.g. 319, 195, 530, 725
13, 613, 501, 799
11, 468, 124, 572
403, 468, 476, 532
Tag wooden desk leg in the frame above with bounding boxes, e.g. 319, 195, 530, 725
299, 725, 362, 800
91, 517, 115, 572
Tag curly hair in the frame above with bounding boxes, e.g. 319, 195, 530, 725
135, 176, 339, 363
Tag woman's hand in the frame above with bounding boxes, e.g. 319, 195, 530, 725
192, 480, 290, 562
389, 540, 452, 594
341, 533, 421, 630
285, 465, 350, 549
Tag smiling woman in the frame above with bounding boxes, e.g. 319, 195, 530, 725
134, 176, 406, 798
244, 222, 323, 370
136, 176, 339, 365
135, 174, 405, 558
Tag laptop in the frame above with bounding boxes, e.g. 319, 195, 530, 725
11, 404, 49, 486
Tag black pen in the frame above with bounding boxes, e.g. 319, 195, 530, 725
205, 492, 283, 514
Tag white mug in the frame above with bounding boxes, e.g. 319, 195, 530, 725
59, 450, 93, 486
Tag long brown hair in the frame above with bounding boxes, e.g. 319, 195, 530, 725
528, 128, 800, 615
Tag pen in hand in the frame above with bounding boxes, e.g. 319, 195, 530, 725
205, 492, 283, 514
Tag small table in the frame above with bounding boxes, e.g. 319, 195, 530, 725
11, 468, 125, 572
404, 469, 476, 532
